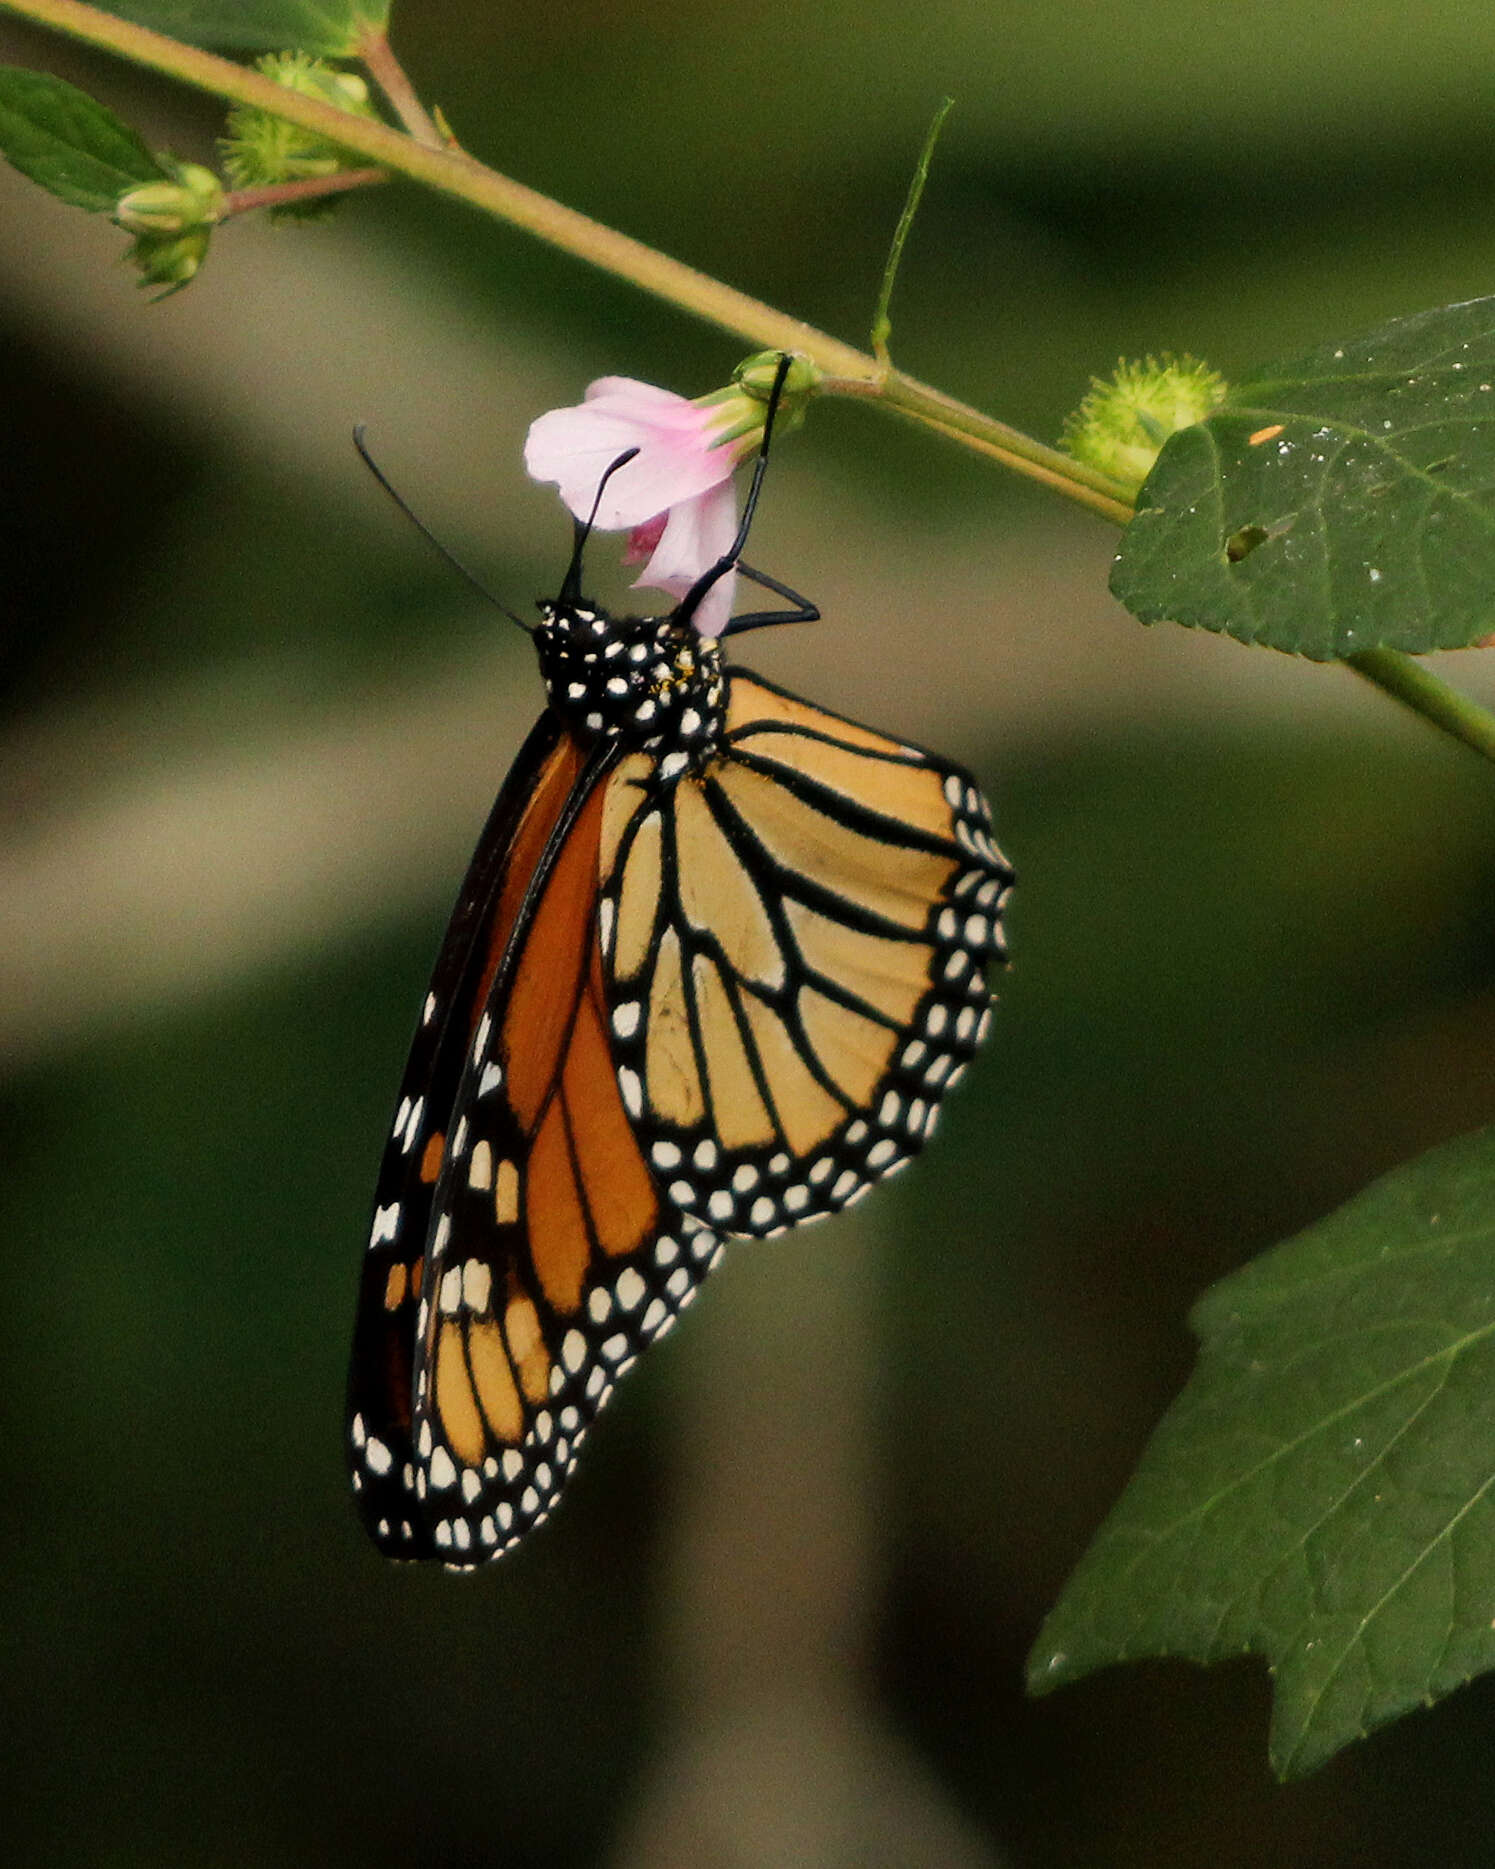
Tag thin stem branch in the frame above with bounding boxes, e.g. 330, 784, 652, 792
1348, 650, 1495, 765
920, 418, 1139, 522
884, 371, 1138, 522
870, 97, 952, 366
355, 26, 443, 149
221, 167, 388, 219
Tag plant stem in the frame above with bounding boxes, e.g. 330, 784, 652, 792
221, 167, 387, 219
0, 0, 1129, 517
883, 372, 1138, 523
0, 0, 875, 367
1347, 649, 1495, 765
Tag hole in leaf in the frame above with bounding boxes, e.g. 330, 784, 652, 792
1225, 524, 1270, 563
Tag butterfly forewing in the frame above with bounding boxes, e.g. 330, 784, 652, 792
405, 756, 733, 1565
346, 713, 586, 1558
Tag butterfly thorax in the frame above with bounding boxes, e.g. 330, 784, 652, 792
535, 602, 726, 755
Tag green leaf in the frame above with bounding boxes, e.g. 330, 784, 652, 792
1113, 298, 1495, 658
94, 0, 389, 56
1029, 1124, 1495, 1778
0, 67, 167, 211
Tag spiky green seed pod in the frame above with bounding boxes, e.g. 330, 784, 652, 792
1062, 355, 1228, 492
221, 53, 380, 220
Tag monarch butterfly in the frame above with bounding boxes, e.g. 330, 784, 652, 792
346, 361, 1012, 1566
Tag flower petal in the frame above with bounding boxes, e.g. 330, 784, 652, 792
525, 377, 736, 529
584, 377, 708, 425
633, 481, 740, 638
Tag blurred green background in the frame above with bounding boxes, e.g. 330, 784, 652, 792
6, 1, 1495, 1863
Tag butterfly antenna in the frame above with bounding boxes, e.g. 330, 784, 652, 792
557, 445, 642, 607
675, 352, 795, 630
353, 426, 529, 632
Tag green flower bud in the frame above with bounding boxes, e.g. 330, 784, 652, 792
1062, 355, 1228, 492
692, 351, 818, 450
126, 223, 212, 297
221, 52, 381, 219
114, 162, 223, 235
733, 350, 822, 404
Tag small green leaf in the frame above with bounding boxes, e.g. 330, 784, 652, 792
0, 67, 167, 210
1113, 298, 1495, 658
1029, 1124, 1495, 1778
95, 0, 389, 56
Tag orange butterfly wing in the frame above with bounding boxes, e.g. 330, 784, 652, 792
346, 716, 598, 1558
408, 770, 686, 1561
350, 667, 1011, 1566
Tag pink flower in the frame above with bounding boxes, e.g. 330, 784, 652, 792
525, 376, 758, 637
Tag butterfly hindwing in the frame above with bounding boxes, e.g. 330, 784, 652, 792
593, 668, 1012, 1238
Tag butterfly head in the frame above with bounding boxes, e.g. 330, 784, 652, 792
532, 355, 808, 755
534, 601, 726, 752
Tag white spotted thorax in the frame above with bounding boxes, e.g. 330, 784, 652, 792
535, 601, 725, 755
